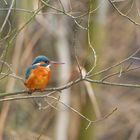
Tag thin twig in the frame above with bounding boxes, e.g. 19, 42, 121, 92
3, 0, 8, 5
0, 73, 24, 81
132, 57, 140, 60
0, 68, 10, 80
0, 20, 12, 41
85, 78, 140, 88
0, 78, 82, 98
108, 0, 140, 26
0, 0, 15, 33
85, 107, 117, 129
74, 0, 103, 19
0, 61, 24, 81
0, 60, 14, 73
40, 0, 87, 30
100, 62, 134, 81
125, 0, 134, 15
0, 8, 34, 13
0, 93, 117, 129
1, 73, 140, 99
72, 23, 83, 77
58, 0, 65, 12
86, 0, 97, 76
87, 47, 140, 77
39, 97, 60, 111
0, 5, 45, 69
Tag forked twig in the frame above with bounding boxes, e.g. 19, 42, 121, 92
100, 62, 133, 81
0, 0, 15, 33
108, 0, 140, 26
0, 93, 117, 129
86, 0, 97, 76
87, 48, 140, 77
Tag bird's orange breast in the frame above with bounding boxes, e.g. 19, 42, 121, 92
24, 66, 51, 90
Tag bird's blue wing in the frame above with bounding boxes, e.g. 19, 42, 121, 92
25, 65, 37, 79
25, 67, 31, 80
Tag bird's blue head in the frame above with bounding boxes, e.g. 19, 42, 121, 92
25, 56, 50, 79
25, 55, 65, 80
32, 55, 50, 66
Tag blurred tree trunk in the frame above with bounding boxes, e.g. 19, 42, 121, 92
0, 1, 33, 139
78, 0, 109, 140
0, 29, 24, 140
55, 1, 71, 140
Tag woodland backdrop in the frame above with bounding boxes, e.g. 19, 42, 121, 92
0, 0, 140, 140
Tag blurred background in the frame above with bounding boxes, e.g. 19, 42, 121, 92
0, 0, 140, 140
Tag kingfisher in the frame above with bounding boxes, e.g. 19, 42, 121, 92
24, 55, 64, 92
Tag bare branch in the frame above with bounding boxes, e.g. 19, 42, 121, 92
131, 56, 140, 60
0, 0, 15, 33
1, 72, 140, 99
125, 0, 134, 15
0, 73, 24, 81
39, 96, 61, 111
72, 24, 83, 77
87, 47, 140, 77
58, 0, 65, 12
0, 78, 82, 98
0, 5, 46, 73
0, 93, 117, 129
111, 0, 128, 2
0, 61, 24, 81
0, 68, 10, 80
108, 0, 140, 26
100, 62, 134, 81
86, 1, 97, 76
0, 8, 35, 13
85, 78, 140, 88
0, 60, 14, 73
0, 20, 12, 41
40, 0, 87, 30
85, 107, 117, 129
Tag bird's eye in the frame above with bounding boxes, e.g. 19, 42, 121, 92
45, 60, 49, 64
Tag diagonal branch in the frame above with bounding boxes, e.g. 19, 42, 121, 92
0, 0, 15, 33
88, 47, 140, 77
86, 0, 97, 76
108, 0, 140, 26
0, 93, 117, 129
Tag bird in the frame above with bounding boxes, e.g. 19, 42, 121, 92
24, 55, 64, 92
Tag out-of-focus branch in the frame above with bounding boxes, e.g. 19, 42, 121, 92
0, 21, 24, 140
0, 93, 117, 129
0, 48, 140, 98
85, 78, 140, 88
0, 61, 14, 73
0, 61, 24, 81
2, 0, 7, 5
0, 8, 35, 13
0, 0, 15, 33
0, 5, 46, 74
40, 0, 87, 30
0, 69, 10, 80
1, 73, 140, 99
0, 78, 82, 98
100, 62, 139, 81
0, 20, 12, 42
86, 0, 97, 76
0, 0, 140, 139
0, 73, 24, 81
108, 0, 140, 26
88, 47, 140, 77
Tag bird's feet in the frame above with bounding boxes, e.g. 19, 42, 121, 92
28, 88, 35, 94
40, 88, 45, 92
